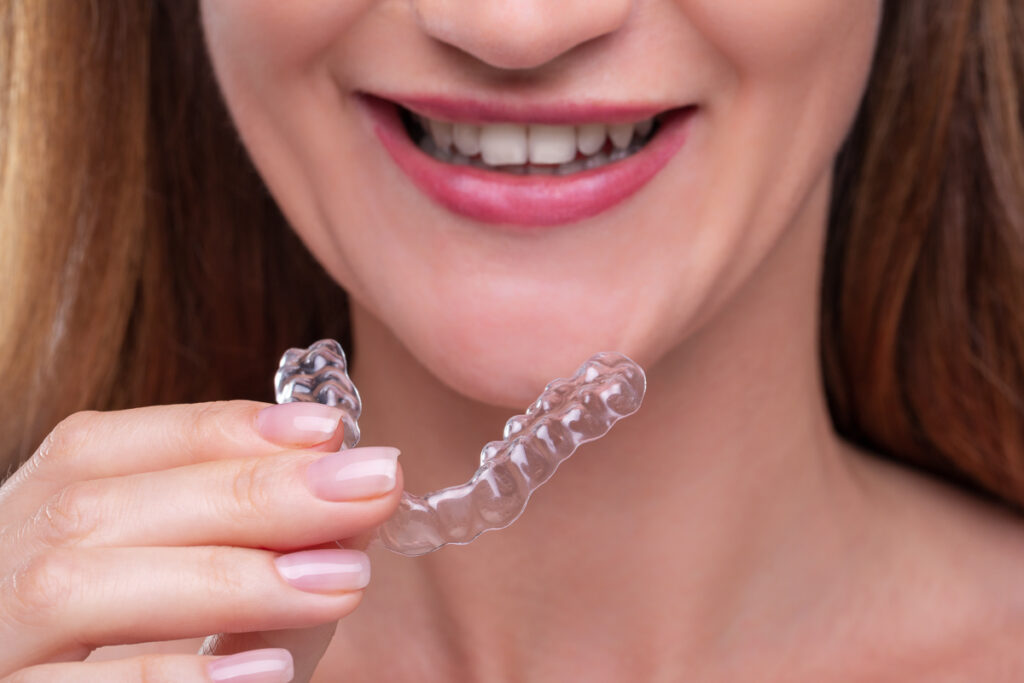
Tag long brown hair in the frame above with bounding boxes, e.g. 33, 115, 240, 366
0, 0, 350, 472
2, 1, 1023, 513
824, 0, 1024, 508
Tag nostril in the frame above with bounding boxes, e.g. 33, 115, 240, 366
410, 0, 632, 71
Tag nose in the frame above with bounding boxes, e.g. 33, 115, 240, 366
411, 0, 633, 70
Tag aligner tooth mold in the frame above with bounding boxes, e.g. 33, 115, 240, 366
274, 340, 646, 557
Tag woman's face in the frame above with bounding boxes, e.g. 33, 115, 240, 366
201, 1, 880, 406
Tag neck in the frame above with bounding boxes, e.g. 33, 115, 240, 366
340, 175, 873, 679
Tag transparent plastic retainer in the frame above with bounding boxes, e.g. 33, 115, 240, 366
274, 340, 646, 557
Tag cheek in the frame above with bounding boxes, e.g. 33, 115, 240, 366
682, 0, 882, 138
200, 0, 373, 75
675, 0, 882, 288
682, 0, 881, 76
199, 0, 382, 295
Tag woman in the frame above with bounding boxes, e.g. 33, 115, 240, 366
1, 0, 1023, 680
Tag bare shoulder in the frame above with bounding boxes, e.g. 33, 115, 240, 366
845, 444, 1024, 680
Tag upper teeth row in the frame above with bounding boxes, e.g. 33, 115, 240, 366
414, 114, 655, 166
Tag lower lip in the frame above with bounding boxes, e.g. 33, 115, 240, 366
358, 95, 695, 228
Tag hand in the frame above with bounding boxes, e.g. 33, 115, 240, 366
0, 401, 402, 682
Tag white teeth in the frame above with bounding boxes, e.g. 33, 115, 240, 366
527, 124, 577, 164
412, 110, 659, 173
452, 123, 481, 156
426, 118, 453, 152
479, 123, 528, 165
608, 122, 635, 149
576, 123, 607, 156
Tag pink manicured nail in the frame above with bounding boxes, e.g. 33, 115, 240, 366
256, 403, 342, 447
306, 446, 400, 500
274, 549, 371, 592
207, 648, 294, 682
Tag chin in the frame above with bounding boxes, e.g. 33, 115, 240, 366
384, 299, 657, 410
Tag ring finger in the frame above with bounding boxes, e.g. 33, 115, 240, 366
6, 648, 294, 683
0, 545, 368, 673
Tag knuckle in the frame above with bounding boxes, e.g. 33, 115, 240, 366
5, 549, 78, 626
185, 401, 247, 452
35, 481, 102, 546
134, 654, 179, 683
187, 401, 231, 436
227, 457, 281, 524
32, 411, 101, 473
198, 547, 247, 596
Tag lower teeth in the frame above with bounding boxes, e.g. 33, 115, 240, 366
414, 131, 649, 175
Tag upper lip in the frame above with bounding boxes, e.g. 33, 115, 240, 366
361, 91, 684, 125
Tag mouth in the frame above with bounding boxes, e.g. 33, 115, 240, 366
356, 93, 696, 228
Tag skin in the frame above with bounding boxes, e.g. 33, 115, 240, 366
2, 0, 1023, 681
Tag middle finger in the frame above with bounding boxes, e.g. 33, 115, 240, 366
12, 446, 402, 556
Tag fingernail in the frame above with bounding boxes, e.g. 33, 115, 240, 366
207, 648, 294, 682
256, 403, 342, 447
306, 446, 399, 501
274, 549, 371, 592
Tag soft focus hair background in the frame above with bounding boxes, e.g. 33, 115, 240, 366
1, 1, 1022, 513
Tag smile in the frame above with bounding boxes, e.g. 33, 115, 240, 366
357, 93, 696, 228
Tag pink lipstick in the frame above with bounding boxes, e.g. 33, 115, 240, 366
357, 93, 696, 228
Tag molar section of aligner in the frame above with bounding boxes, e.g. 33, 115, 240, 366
537, 364, 645, 449
604, 361, 647, 416
503, 375, 582, 441
509, 433, 560, 485
558, 390, 617, 444
603, 376, 644, 417
577, 352, 645, 416
517, 420, 574, 480
524, 376, 577, 418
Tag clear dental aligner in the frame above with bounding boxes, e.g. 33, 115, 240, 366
274, 340, 646, 557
